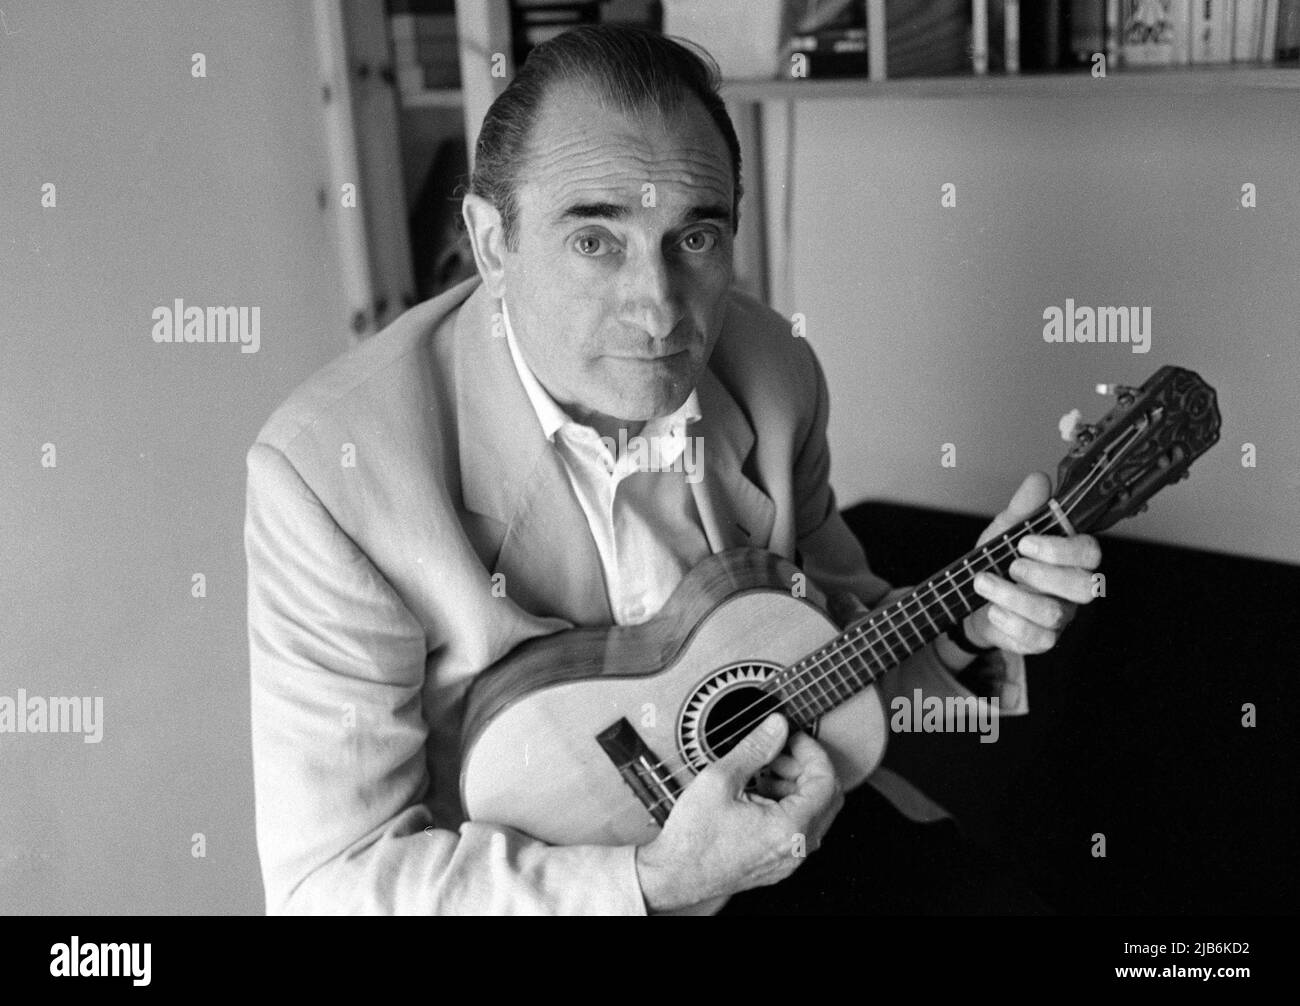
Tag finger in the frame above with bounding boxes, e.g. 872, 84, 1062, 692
978, 472, 1052, 546
753, 776, 799, 800
784, 732, 837, 779
973, 573, 1073, 632
976, 603, 1057, 654
1007, 557, 1097, 605
778, 735, 840, 817
711, 713, 788, 793
1018, 533, 1102, 570
767, 755, 802, 780
827, 591, 871, 629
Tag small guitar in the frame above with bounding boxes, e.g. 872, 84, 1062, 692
460, 366, 1221, 847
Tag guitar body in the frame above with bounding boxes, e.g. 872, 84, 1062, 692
460, 549, 888, 847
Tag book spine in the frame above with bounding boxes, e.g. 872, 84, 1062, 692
867, 0, 887, 81
1261, 0, 1280, 60
1122, 0, 1189, 67
1106, 0, 1122, 65
1192, 0, 1234, 62
1234, 0, 1264, 61
1006, 0, 1021, 73
973, 0, 989, 74
1171, 0, 1193, 64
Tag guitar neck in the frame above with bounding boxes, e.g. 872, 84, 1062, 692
768, 500, 1069, 728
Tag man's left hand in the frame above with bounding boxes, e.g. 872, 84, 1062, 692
965, 472, 1102, 655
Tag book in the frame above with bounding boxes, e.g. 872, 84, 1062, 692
1277, 0, 1300, 60
1191, 0, 1234, 62
1068, 0, 1107, 66
885, 0, 970, 78
1261, 0, 1281, 60
1233, 0, 1265, 61
1121, 0, 1191, 66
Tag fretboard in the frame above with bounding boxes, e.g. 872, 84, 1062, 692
766, 502, 1063, 728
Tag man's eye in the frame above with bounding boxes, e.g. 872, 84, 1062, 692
680, 230, 719, 253
574, 233, 615, 256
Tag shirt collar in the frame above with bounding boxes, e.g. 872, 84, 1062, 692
501, 298, 702, 445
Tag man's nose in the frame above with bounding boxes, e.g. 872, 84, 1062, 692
621, 250, 680, 340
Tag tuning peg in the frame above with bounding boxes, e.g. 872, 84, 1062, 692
1074, 423, 1099, 445
1115, 385, 1138, 406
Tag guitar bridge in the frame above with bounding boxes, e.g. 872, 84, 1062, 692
595, 718, 681, 827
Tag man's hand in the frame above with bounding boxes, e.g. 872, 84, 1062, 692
634, 713, 843, 913
964, 472, 1102, 654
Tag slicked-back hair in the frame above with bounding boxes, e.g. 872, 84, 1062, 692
468, 25, 743, 250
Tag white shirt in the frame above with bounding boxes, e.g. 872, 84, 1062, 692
502, 301, 711, 625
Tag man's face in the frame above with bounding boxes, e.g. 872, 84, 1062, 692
472, 83, 736, 428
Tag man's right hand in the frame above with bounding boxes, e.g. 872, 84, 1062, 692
633, 713, 844, 913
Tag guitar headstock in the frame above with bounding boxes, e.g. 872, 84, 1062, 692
1056, 366, 1221, 534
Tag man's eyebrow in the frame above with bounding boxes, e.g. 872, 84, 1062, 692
682, 204, 732, 225
556, 201, 629, 223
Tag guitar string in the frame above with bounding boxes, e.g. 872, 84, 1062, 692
628, 428, 1135, 806
666, 420, 1139, 769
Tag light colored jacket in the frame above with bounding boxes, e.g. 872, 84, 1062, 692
245, 276, 1024, 915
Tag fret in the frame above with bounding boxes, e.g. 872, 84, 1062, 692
819, 657, 846, 709
935, 570, 958, 622
916, 586, 942, 635
857, 621, 899, 675
775, 665, 814, 725
826, 642, 858, 702
794, 663, 822, 724
807, 654, 832, 712
962, 557, 979, 604
892, 605, 927, 651
868, 615, 907, 665
844, 626, 882, 685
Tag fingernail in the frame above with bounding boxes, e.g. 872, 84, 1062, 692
763, 713, 783, 736
1009, 558, 1027, 578
1019, 537, 1040, 557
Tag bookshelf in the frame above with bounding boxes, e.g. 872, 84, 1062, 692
319, 1, 1298, 335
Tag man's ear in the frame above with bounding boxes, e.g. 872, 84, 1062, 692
461, 193, 508, 299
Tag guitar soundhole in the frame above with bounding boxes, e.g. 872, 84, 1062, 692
700, 686, 781, 760
679, 661, 783, 770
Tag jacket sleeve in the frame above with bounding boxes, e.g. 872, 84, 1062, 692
245, 442, 647, 915
787, 344, 1028, 721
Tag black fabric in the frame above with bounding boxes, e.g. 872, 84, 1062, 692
837, 500, 1299, 915
717, 781, 1051, 915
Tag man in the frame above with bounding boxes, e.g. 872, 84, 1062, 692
245, 26, 1100, 915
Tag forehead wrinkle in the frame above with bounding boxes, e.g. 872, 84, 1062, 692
528, 155, 732, 209
522, 115, 730, 183
527, 142, 729, 187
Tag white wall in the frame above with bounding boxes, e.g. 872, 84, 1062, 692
0, 1, 349, 913
788, 81, 1299, 564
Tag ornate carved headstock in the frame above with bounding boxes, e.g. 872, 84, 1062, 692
1056, 367, 1221, 534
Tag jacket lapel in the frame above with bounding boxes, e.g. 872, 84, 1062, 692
690, 367, 777, 555
453, 285, 613, 626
